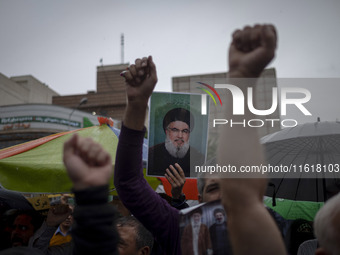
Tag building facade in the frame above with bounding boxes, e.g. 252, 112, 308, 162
0, 73, 59, 106
0, 104, 107, 149
52, 64, 128, 123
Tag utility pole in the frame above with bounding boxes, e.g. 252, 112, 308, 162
121, 33, 124, 64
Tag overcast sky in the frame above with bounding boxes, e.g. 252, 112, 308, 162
1, 0, 340, 122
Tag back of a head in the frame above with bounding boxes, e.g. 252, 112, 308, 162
116, 216, 154, 252
314, 193, 340, 255
285, 219, 314, 255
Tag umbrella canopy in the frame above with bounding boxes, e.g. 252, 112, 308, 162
0, 188, 34, 211
261, 121, 340, 167
261, 121, 340, 203
0, 124, 159, 193
263, 197, 323, 221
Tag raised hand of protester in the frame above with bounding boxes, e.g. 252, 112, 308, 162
121, 56, 158, 130
121, 56, 157, 106
219, 24, 278, 207
63, 133, 113, 191
165, 163, 186, 199
60, 194, 71, 204
228, 24, 277, 78
218, 24, 286, 255
219, 25, 274, 209
46, 204, 71, 227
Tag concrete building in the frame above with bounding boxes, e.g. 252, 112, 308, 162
0, 104, 109, 149
0, 71, 120, 149
0, 73, 59, 106
53, 64, 128, 123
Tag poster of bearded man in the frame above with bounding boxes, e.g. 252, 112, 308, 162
147, 92, 208, 177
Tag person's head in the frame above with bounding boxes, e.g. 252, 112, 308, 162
284, 218, 314, 255
197, 171, 221, 203
163, 108, 193, 158
314, 193, 340, 255
190, 208, 202, 224
116, 216, 153, 255
10, 211, 42, 247
213, 208, 225, 224
60, 205, 74, 230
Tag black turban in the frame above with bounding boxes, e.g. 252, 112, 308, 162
162, 108, 194, 132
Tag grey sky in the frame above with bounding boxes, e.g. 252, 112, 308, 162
1, 0, 339, 122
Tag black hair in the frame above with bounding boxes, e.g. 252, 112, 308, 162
116, 216, 154, 251
213, 208, 225, 216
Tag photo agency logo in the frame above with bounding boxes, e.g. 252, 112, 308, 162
199, 83, 312, 128
197, 82, 223, 115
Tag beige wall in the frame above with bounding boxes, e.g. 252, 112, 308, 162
0, 73, 29, 105
0, 73, 59, 106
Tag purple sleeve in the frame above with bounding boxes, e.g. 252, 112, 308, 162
114, 124, 181, 254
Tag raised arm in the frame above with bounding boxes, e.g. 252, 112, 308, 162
122, 56, 157, 130
63, 134, 118, 255
218, 24, 286, 255
114, 56, 181, 254
28, 204, 71, 253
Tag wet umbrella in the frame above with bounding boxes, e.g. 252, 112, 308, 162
261, 121, 340, 203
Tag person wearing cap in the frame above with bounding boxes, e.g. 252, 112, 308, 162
148, 107, 205, 177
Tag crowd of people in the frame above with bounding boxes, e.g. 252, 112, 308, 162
1, 24, 340, 255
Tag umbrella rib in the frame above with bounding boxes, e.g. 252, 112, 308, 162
263, 123, 340, 203
302, 137, 324, 202
323, 136, 340, 201
327, 135, 340, 162
270, 137, 313, 201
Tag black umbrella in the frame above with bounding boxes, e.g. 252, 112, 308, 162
0, 188, 34, 212
261, 121, 340, 203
